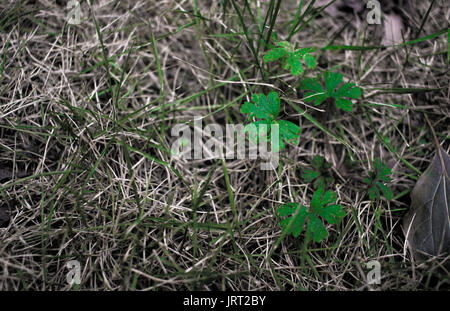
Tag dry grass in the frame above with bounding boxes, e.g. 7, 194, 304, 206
0, 0, 449, 290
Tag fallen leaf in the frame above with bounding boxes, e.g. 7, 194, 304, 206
403, 147, 450, 267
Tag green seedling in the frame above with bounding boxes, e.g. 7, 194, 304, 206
303, 155, 334, 189
241, 91, 301, 152
264, 41, 317, 76
363, 158, 393, 201
278, 186, 345, 243
300, 71, 362, 111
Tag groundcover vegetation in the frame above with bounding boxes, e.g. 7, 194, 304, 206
0, 0, 449, 290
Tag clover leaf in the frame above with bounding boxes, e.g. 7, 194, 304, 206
300, 71, 362, 111
278, 187, 345, 242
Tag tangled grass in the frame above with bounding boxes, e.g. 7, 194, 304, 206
0, 0, 448, 290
